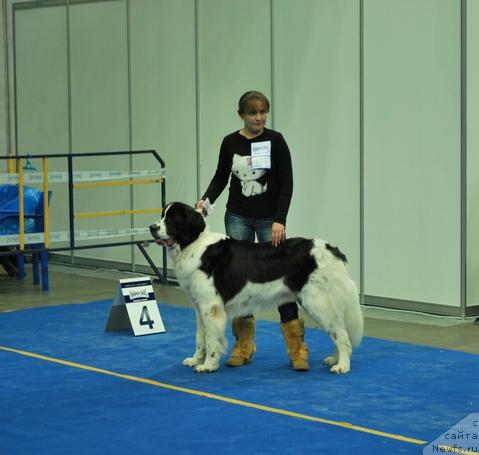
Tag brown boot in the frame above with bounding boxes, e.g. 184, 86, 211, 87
226, 316, 256, 367
280, 319, 309, 371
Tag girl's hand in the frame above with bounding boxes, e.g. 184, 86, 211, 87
195, 200, 207, 216
272, 222, 286, 247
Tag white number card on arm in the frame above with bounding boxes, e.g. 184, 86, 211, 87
251, 141, 271, 170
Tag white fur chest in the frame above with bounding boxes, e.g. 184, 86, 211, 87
169, 230, 227, 288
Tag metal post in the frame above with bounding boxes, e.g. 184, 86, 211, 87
67, 154, 75, 249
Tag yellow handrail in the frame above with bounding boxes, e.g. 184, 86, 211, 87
74, 207, 163, 219
73, 178, 163, 189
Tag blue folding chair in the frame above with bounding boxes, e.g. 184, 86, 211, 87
0, 184, 52, 290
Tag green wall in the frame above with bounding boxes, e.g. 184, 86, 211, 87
363, 0, 461, 307
5, 0, 476, 315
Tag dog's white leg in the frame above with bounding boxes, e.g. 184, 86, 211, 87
194, 301, 228, 373
327, 328, 352, 374
300, 289, 352, 374
183, 305, 206, 368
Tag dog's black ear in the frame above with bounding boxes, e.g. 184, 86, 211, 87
175, 204, 206, 248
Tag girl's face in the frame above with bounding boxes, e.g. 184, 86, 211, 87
240, 100, 269, 137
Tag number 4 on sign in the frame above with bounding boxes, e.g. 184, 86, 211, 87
126, 299, 165, 336
105, 277, 166, 336
140, 306, 155, 330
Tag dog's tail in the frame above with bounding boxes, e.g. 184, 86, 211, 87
345, 283, 364, 348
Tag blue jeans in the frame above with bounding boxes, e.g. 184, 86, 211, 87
225, 210, 274, 243
224, 211, 298, 323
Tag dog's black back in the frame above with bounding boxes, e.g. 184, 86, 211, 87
199, 237, 318, 303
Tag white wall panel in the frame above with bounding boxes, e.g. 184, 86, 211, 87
274, 0, 360, 283
197, 0, 271, 234
69, 0, 131, 263
0, 1, 8, 157
14, 5, 70, 249
467, 0, 479, 309
364, 0, 461, 306
130, 0, 196, 268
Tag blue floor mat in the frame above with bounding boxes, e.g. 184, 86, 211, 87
0, 301, 477, 454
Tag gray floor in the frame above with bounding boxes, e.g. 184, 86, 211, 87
1, 262, 478, 354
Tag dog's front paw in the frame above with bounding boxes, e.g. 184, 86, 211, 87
330, 363, 350, 374
183, 357, 201, 367
193, 361, 219, 373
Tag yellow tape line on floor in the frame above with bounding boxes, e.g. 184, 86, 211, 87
0, 345, 427, 446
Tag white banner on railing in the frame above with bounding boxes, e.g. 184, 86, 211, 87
0, 227, 151, 247
0, 169, 165, 184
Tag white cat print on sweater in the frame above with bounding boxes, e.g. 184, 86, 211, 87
231, 154, 268, 197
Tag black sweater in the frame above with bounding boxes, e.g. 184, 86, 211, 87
202, 128, 293, 225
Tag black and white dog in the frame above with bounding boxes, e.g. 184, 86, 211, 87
150, 202, 363, 374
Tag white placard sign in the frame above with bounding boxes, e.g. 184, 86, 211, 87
105, 277, 165, 336
250, 141, 271, 169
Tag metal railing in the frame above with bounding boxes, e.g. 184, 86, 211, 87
0, 150, 167, 284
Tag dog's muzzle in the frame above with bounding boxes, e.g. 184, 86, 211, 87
149, 224, 160, 239
149, 224, 175, 247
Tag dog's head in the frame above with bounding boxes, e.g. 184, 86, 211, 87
149, 202, 206, 249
